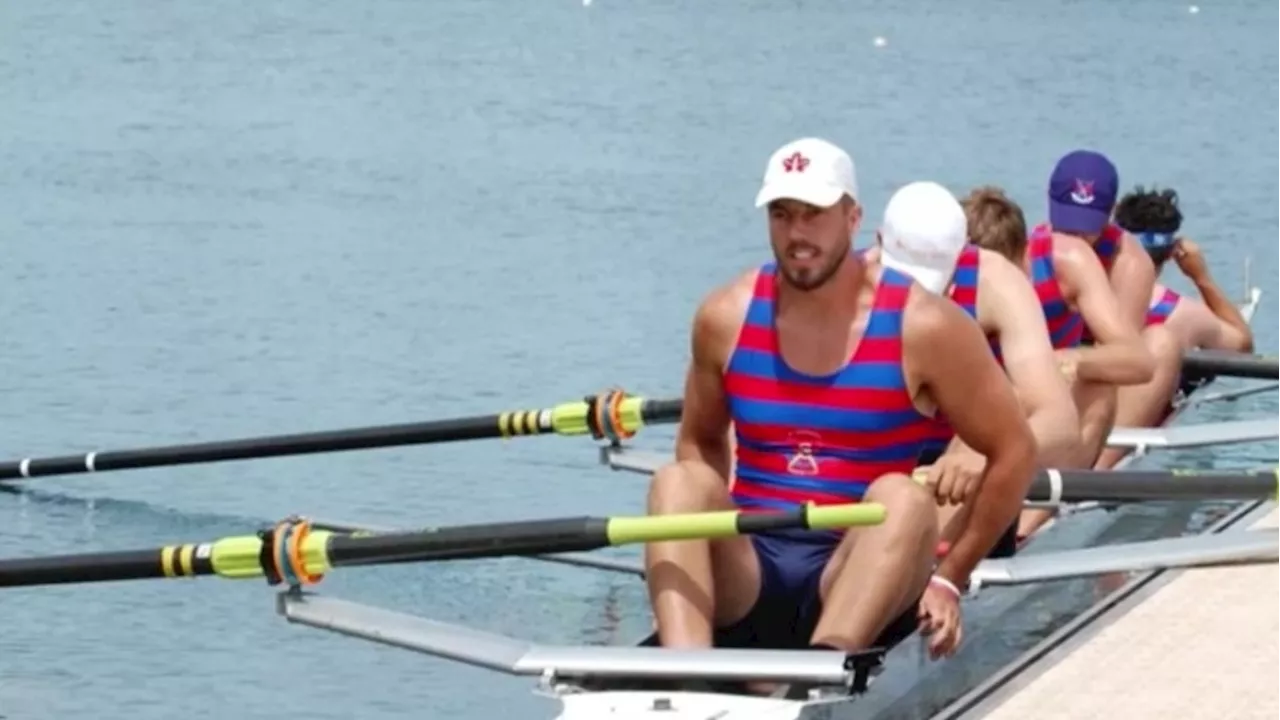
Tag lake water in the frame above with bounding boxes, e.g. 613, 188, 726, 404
0, 0, 1275, 717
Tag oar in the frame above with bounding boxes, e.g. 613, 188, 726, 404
0, 390, 683, 483
972, 529, 1278, 588
0, 502, 884, 589
1182, 349, 1278, 380
1021, 467, 1277, 504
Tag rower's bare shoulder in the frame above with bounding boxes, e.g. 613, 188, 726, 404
1048, 233, 1093, 269
975, 247, 1023, 283
691, 270, 754, 349
901, 283, 972, 346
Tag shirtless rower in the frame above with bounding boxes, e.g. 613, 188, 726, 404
961, 185, 1154, 540
1091, 185, 1256, 469
643, 138, 1038, 669
1035, 151, 1185, 476
860, 180, 1078, 557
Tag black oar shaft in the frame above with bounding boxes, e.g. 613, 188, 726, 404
1027, 468, 1276, 503
0, 504, 882, 590
0, 417, 513, 481
0, 396, 685, 482
1183, 349, 1278, 380
0, 548, 194, 588
326, 517, 609, 566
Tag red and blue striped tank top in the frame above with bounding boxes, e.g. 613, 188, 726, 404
723, 263, 937, 523
1089, 223, 1124, 273
1026, 226, 1084, 349
923, 246, 1001, 448
1146, 286, 1181, 327
1034, 222, 1123, 345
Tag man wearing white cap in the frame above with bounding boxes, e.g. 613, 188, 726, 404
865, 181, 1080, 558
639, 138, 1039, 672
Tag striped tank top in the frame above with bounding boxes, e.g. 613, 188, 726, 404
1090, 223, 1124, 273
1026, 227, 1084, 349
923, 246, 1003, 448
1037, 222, 1123, 345
1146, 286, 1181, 327
723, 263, 937, 538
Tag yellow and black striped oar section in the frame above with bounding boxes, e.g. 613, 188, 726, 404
0, 502, 884, 589
0, 389, 683, 483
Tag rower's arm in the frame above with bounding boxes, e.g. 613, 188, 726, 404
977, 251, 1079, 467
1056, 237, 1155, 385
1186, 274, 1254, 353
673, 290, 736, 481
905, 290, 1038, 589
1110, 236, 1158, 332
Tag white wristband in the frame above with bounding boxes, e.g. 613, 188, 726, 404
929, 574, 962, 600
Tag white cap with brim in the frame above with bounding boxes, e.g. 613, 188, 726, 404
878, 181, 969, 294
754, 138, 859, 209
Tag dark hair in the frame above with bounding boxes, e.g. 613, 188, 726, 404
1113, 186, 1182, 267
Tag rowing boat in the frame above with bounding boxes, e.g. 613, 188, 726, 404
266, 265, 1271, 719
0, 263, 1267, 719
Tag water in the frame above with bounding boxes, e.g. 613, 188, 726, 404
0, 0, 1275, 717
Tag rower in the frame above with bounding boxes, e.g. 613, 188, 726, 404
642, 138, 1038, 671
961, 185, 1154, 541
1035, 150, 1185, 475
1091, 185, 1256, 469
861, 180, 1079, 558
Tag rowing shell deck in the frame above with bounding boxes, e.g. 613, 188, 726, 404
938, 501, 1278, 720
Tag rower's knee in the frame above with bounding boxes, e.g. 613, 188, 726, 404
648, 460, 731, 514
1142, 325, 1184, 379
864, 474, 938, 542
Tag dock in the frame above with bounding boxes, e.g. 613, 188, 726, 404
937, 501, 1278, 720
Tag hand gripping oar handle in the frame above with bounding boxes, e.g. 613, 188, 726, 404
0, 390, 685, 483
0, 502, 884, 589
911, 466, 1277, 504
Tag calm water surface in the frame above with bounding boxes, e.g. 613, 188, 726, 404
0, 0, 1275, 717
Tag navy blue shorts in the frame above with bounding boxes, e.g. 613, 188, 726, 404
709, 530, 921, 651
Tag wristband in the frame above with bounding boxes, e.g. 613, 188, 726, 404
929, 574, 962, 600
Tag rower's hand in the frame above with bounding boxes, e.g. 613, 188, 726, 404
1173, 237, 1208, 281
1054, 349, 1079, 384
922, 452, 985, 506
918, 577, 963, 660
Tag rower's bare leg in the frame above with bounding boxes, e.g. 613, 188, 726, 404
1017, 380, 1115, 539
936, 502, 968, 548
1094, 325, 1184, 470
644, 460, 761, 648
810, 474, 937, 649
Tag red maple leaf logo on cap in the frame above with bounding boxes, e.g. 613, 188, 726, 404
781, 152, 809, 173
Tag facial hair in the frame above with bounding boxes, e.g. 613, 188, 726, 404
775, 241, 850, 292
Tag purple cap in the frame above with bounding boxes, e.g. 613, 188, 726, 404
1047, 150, 1118, 235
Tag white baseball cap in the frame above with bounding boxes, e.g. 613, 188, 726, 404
879, 181, 969, 294
754, 138, 859, 209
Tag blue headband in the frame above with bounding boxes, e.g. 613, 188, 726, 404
1137, 231, 1176, 249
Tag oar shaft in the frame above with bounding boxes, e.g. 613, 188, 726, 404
0, 548, 168, 587
0, 503, 884, 589
1183, 349, 1278, 380
1026, 468, 1277, 503
0, 394, 685, 482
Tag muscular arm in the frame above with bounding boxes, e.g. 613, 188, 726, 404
1110, 236, 1158, 332
904, 290, 1038, 588
1186, 274, 1254, 352
977, 251, 1079, 467
673, 286, 741, 481
1055, 236, 1155, 385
